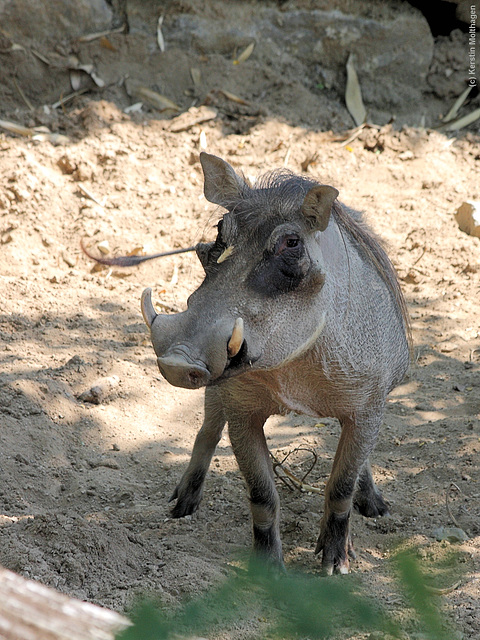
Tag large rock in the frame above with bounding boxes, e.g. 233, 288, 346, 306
0, 0, 436, 128
0, 0, 112, 43
0, 0, 113, 113
168, 3, 434, 122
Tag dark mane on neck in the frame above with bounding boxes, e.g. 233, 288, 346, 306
332, 201, 412, 350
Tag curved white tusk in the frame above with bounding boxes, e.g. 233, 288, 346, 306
217, 245, 234, 264
141, 288, 157, 329
227, 317, 244, 358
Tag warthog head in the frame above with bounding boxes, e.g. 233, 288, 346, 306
141, 152, 338, 389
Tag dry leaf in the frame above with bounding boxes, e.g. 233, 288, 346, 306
0, 119, 35, 137
78, 64, 105, 88
97, 240, 110, 255
443, 86, 472, 123
70, 70, 83, 91
443, 107, 480, 132
157, 15, 165, 52
233, 42, 255, 65
190, 67, 201, 87
0, 120, 67, 144
133, 86, 180, 112
69, 63, 105, 88
100, 36, 117, 52
218, 89, 250, 105
127, 246, 145, 256
77, 25, 124, 43
345, 53, 366, 126
31, 49, 50, 65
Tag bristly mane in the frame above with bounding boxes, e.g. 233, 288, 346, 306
331, 201, 412, 351
230, 170, 412, 349
228, 169, 319, 220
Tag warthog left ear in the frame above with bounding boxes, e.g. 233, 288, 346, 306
200, 152, 246, 206
301, 185, 339, 231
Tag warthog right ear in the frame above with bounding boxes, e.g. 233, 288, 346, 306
200, 152, 245, 206
302, 185, 339, 231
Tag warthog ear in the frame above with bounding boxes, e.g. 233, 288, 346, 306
200, 152, 245, 206
301, 185, 339, 231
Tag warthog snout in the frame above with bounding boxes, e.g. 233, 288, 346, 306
157, 353, 211, 389
142, 288, 246, 388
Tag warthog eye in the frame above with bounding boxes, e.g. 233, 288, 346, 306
248, 233, 310, 296
275, 234, 301, 255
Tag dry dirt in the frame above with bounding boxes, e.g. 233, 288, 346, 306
0, 1, 479, 639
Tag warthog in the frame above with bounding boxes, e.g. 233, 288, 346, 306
94, 153, 410, 573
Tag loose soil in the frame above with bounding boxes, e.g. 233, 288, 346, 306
0, 2, 479, 639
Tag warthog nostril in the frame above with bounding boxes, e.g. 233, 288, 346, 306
188, 370, 202, 385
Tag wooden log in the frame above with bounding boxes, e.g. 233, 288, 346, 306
0, 566, 130, 640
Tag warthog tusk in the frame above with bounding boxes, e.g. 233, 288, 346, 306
217, 245, 234, 264
227, 317, 244, 357
141, 288, 157, 328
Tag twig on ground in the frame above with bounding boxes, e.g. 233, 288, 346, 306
445, 483, 462, 529
270, 447, 323, 494
425, 581, 461, 596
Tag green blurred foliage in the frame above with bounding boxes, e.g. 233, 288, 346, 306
118, 551, 461, 640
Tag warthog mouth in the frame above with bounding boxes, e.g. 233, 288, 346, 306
211, 340, 258, 385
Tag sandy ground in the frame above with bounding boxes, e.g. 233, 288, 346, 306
0, 2, 479, 638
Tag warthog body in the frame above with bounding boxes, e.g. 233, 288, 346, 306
141, 153, 410, 574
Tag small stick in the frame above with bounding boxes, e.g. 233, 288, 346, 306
52, 88, 90, 109
13, 78, 34, 111
77, 25, 126, 43
332, 122, 381, 146
425, 581, 461, 596
339, 123, 367, 147
77, 182, 104, 206
282, 446, 318, 484
412, 485, 428, 494
445, 485, 461, 529
411, 245, 427, 266
31, 49, 50, 65
270, 450, 323, 495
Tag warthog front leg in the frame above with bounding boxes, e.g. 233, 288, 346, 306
170, 387, 225, 518
316, 413, 383, 574
228, 411, 283, 568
